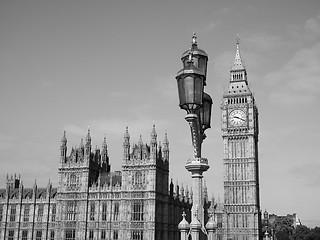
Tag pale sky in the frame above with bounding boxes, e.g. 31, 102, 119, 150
1, 0, 320, 227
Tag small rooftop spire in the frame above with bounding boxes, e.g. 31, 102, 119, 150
138, 134, 143, 146
102, 135, 107, 150
164, 133, 169, 144
124, 125, 129, 137
86, 127, 91, 142
151, 122, 157, 142
80, 138, 84, 148
123, 125, 130, 146
61, 131, 67, 144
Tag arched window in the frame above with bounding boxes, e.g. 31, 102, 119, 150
131, 201, 144, 221
69, 173, 77, 188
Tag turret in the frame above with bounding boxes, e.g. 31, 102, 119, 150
101, 135, 111, 173
101, 136, 108, 163
180, 183, 185, 201
85, 128, 91, 162
123, 126, 130, 162
138, 135, 143, 160
60, 131, 67, 163
6, 173, 20, 190
170, 179, 174, 196
175, 180, 179, 198
263, 210, 269, 225
163, 133, 169, 162
150, 123, 157, 162
80, 138, 84, 149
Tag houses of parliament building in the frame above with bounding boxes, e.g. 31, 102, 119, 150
0, 125, 194, 240
0, 35, 261, 240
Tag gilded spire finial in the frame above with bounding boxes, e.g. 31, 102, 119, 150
236, 33, 240, 45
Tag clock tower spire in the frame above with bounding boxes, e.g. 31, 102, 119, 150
221, 37, 261, 240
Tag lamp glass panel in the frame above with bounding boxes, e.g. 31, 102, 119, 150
177, 77, 187, 107
194, 76, 204, 106
184, 75, 195, 106
203, 100, 212, 128
198, 58, 207, 76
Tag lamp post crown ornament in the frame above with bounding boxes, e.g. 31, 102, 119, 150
192, 32, 197, 45
188, 50, 193, 63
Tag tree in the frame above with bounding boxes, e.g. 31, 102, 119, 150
311, 227, 320, 239
276, 230, 291, 240
273, 216, 294, 235
304, 232, 320, 240
292, 225, 310, 240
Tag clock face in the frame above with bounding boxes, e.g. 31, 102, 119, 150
229, 109, 246, 127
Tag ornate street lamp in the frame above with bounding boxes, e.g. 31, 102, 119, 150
177, 34, 215, 240
197, 92, 213, 133
176, 51, 205, 114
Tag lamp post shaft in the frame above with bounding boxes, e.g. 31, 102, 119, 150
185, 113, 202, 158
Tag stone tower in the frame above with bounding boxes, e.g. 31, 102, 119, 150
221, 38, 261, 240
57, 129, 110, 239
121, 124, 172, 240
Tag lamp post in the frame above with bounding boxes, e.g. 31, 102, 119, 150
176, 34, 213, 240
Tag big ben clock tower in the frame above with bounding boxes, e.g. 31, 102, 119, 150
221, 38, 261, 240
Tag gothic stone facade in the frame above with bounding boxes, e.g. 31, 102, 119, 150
0, 125, 192, 240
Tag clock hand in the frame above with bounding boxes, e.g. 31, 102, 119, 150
234, 116, 245, 121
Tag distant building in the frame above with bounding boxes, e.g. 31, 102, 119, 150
262, 210, 302, 239
0, 125, 194, 240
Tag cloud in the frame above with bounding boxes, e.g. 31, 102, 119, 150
304, 12, 320, 37
287, 11, 320, 44
243, 33, 283, 52
289, 163, 320, 187
259, 11, 320, 106
265, 42, 320, 105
